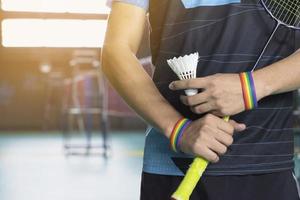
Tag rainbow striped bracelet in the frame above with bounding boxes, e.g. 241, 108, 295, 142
170, 118, 192, 153
239, 72, 258, 110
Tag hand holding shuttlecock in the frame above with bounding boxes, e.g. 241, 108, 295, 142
167, 52, 199, 96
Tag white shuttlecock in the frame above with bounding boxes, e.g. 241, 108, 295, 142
167, 52, 199, 96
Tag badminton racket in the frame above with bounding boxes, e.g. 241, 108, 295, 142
171, 0, 300, 199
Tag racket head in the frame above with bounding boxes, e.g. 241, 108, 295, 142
261, 0, 300, 30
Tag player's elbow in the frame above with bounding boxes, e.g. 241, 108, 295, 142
101, 43, 132, 80
101, 45, 120, 77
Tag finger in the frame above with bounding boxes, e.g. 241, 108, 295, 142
180, 92, 209, 106
197, 147, 219, 163
206, 125, 234, 147
169, 78, 207, 90
215, 130, 234, 146
211, 111, 224, 118
192, 103, 213, 114
216, 120, 234, 135
229, 120, 246, 132
208, 140, 228, 156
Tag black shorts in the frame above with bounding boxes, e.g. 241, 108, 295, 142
140, 170, 300, 200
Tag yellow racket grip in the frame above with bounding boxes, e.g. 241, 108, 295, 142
171, 116, 230, 200
223, 116, 230, 122
171, 157, 208, 200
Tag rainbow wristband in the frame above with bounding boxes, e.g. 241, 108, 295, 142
239, 72, 258, 110
170, 118, 192, 152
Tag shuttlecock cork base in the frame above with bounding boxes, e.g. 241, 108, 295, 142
167, 52, 199, 96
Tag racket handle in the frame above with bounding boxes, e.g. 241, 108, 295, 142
171, 116, 230, 200
223, 116, 230, 122
171, 157, 208, 200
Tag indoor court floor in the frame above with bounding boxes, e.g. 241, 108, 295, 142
0, 131, 144, 200
1, 131, 300, 200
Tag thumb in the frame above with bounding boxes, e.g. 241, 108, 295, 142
229, 120, 246, 132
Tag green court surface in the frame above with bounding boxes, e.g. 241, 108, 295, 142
0, 132, 145, 200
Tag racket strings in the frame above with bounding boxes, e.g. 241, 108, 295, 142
270, 0, 300, 26
268, 0, 299, 24
268, 0, 299, 15
264, 0, 300, 27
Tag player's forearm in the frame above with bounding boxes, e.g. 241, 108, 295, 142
254, 49, 300, 100
101, 45, 182, 137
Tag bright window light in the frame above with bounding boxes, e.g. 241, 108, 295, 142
2, 19, 107, 48
1, 0, 110, 14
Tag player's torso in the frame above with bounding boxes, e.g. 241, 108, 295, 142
145, 0, 296, 175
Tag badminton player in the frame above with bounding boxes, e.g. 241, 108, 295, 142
102, 0, 300, 199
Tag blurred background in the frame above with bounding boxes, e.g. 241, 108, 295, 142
0, 1, 151, 200
0, 1, 300, 200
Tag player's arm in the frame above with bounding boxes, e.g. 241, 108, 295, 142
169, 50, 300, 116
254, 49, 300, 96
101, 2, 245, 162
101, 2, 182, 137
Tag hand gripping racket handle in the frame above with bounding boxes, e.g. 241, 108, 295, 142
171, 116, 230, 200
